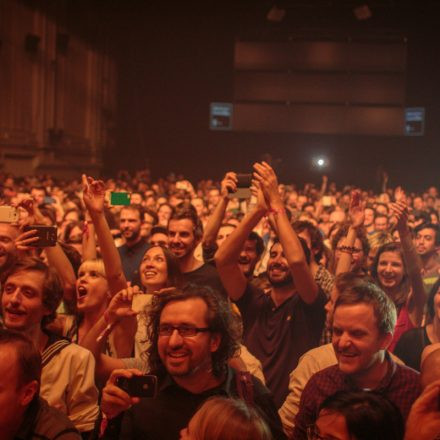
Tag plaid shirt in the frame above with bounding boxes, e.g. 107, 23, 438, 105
293, 354, 421, 439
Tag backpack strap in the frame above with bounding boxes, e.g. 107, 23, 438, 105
235, 370, 254, 406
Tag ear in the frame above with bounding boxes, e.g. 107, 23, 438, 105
379, 332, 393, 351
209, 332, 221, 354
19, 380, 39, 407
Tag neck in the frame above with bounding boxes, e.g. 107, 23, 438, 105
421, 252, 439, 271
270, 285, 295, 307
125, 235, 142, 248
351, 351, 389, 389
20, 324, 48, 353
173, 369, 223, 394
178, 253, 203, 274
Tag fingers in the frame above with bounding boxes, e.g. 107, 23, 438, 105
108, 368, 143, 385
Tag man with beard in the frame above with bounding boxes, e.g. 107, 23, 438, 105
117, 205, 149, 285
414, 223, 440, 292
216, 162, 326, 408
168, 205, 225, 294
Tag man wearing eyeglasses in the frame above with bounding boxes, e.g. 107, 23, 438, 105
98, 285, 286, 439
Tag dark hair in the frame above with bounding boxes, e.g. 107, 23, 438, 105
1, 258, 63, 328
169, 205, 203, 241
293, 220, 324, 262
146, 285, 240, 378
318, 390, 404, 440
247, 232, 265, 258
414, 223, 440, 246
371, 242, 410, 309
0, 329, 42, 388
427, 277, 440, 320
62, 220, 82, 244
121, 204, 144, 221
270, 236, 311, 264
150, 225, 168, 236
334, 281, 396, 335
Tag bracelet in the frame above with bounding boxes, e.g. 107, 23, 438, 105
337, 245, 356, 254
268, 207, 285, 216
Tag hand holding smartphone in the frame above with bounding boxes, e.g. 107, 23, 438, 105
116, 374, 158, 398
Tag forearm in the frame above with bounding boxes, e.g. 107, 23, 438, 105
82, 222, 97, 260
215, 207, 265, 266
89, 212, 126, 294
202, 196, 228, 246
335, 226, 357, 275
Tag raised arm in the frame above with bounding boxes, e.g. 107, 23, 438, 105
391, 188, 425, 327
253, 162, 318, 304
202, 172, 237, 249
335, 190, 365, 275
215, 184, 267, 301
82, 174, 126, 295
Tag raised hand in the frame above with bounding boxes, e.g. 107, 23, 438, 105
15, 228, 39, 252
390, 200, 409, 233
220, 172, 238, 197
253, 162, 282, 209
82, 174, 106, 215
104, 285, 140, 325
349, 190, 364, 229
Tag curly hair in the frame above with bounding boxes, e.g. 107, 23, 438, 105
146, 284, 240, 378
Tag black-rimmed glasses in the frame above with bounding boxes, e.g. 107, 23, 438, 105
158, 324, 211, 338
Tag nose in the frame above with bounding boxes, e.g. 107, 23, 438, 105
168, 328, 184, 347
337, 332, 352, 349
8, 287, 22, 304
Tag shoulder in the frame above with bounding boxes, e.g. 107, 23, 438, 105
298, 344, 337, 371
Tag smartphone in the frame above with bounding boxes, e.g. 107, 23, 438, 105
228, 173, 252, 200
116, 375, 158, 398
23, 225, 57, 247
110, 192, 130, 206
0, 206, 19, 223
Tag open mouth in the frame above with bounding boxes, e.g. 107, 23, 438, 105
77, 285, 88, 298
144, 270, 157, 278
5, 308, 26, 317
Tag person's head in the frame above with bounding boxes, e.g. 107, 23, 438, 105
119, 205, 143, 244
158, 203, 174, 226
310, 390, 404, 440
191, 197, 205, 217
76, 259, 111, 314
331, 225, 369, 274
0, 222, 18, 272
1, 258, 63, 331
267, 238, 310, 288
413, 196, 424, 211
216, 223, 236, 249
366, 232, 394, 270
168, 206, 203, 261
363, 207, 375, 228
332, 282, 396, 377
238, 232, 264, 278
130, 192, 144, 205
149, 225, 169, 248
180, 397, 272, 440
141, 209, 158, 239
139, 245, 182, 292
62, 220, 83, 255
414, 223, 440, 257
0, 329, 42, 433
147, 285, 240, 380
374, 214, 389, 232
426, 277, 440, 323
371, 243, 409, 302
30, 186, 46, 206
293, 220, 324, 263
207, 187, 221, 208
324, 273, 372, 329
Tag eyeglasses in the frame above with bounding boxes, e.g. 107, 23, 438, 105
158, 324, 211, 338
307, 425, 333, 440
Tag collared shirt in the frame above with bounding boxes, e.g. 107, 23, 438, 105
15, 397, 80, 440
117, 239, 149, 285
104, 368, 286, 440
292, 354, 421, 439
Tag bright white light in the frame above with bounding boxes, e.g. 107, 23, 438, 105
317, 158, 325, 167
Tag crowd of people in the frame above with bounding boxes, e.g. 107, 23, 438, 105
0, 163, 439, 440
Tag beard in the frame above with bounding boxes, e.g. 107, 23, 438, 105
267, 263, 294, 288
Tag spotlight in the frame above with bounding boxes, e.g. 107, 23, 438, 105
267, 5, 286, 23
313, 157, 328, 168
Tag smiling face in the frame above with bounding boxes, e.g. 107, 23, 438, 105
238, 239, 259, 278
332, 303, 389, 377
415, 227, 437, 256
140, 246, 168, 291
376, 251, 404, 291
267, 242, 293, 288
1, 270, 49, 331
158, 298, 220, 379
76, 262, 110, 312
168, 219, 198, 260
119, 208, 142, 243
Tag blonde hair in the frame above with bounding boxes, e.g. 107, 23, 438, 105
189, 397, 272, 440
78, 259, 106, 278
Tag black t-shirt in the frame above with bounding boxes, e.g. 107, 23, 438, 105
105, 368, 286, 440
394, 326, 431, 372
182, 263, 227, 297
236, 283, 326, 408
